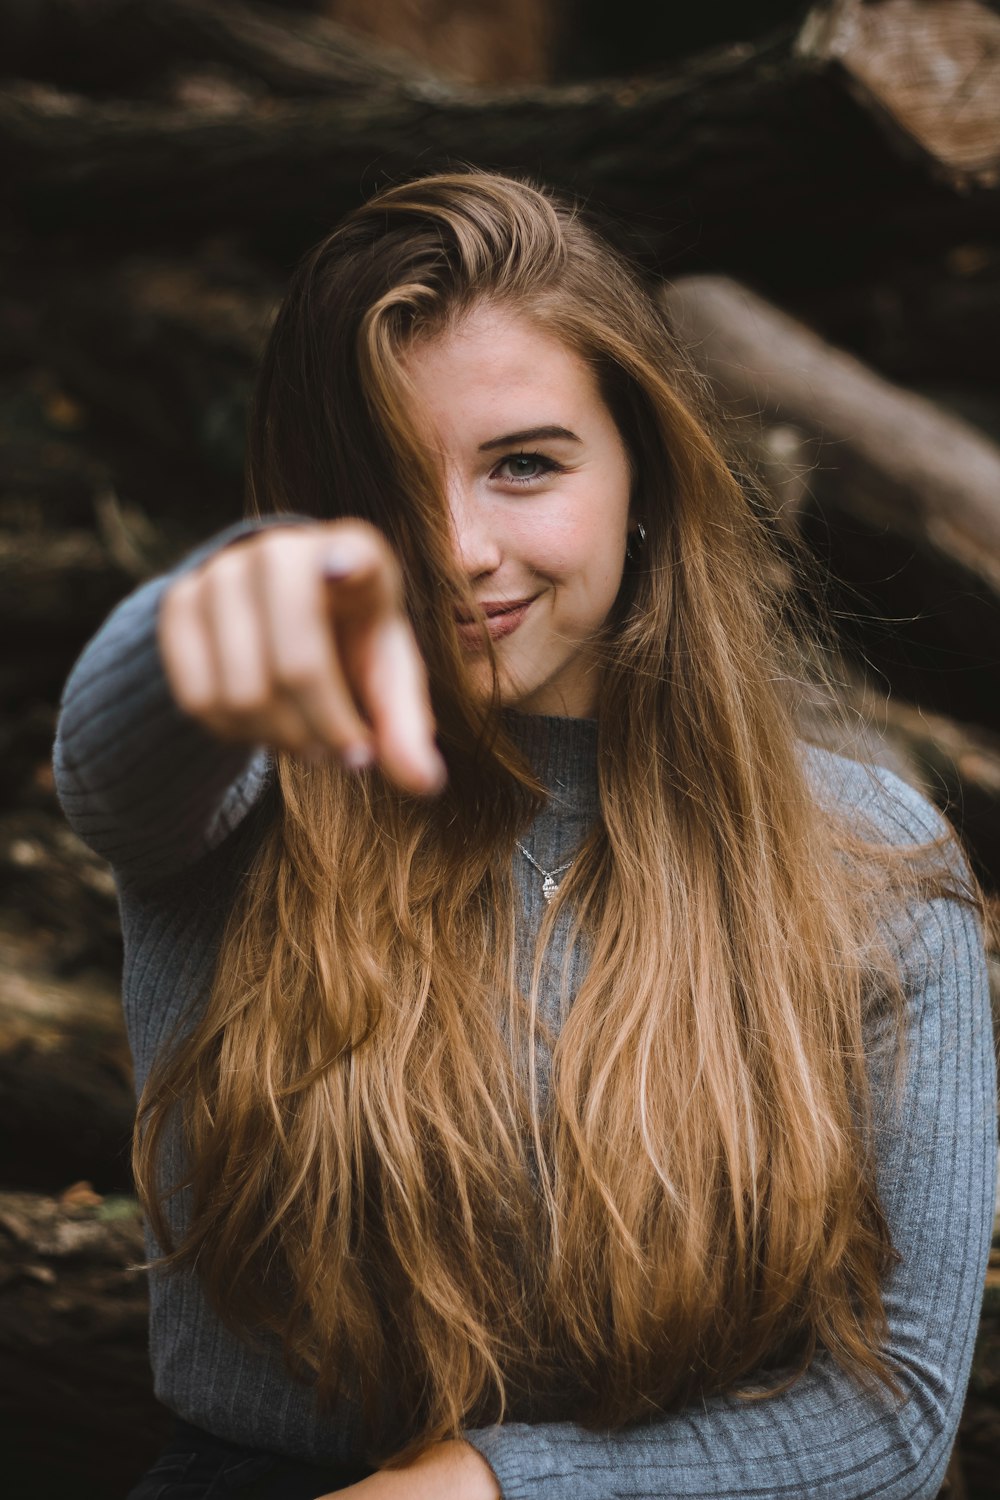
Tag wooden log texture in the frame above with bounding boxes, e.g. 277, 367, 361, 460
324, 0, 556, 86
0, 3, 996, 1494
798, 0, 1000, 190
0, 915, 132, 1193
785, 244, 1000, 391
0, 1189, 167, 1499
661, 275, 1000, 731
2, 0, 999, 275
662, 276, 1000, 589
0, 253, 281, 493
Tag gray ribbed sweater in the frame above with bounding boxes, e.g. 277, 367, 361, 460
53, 518, 996, 1500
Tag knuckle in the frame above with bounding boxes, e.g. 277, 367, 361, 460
173, 680, 215, 718
376, 536, 403, 583
328, 520, 400, 580
203, 715, 246, 745
332, 517, 382, 548
311, 700, 365, 752
274, 651, 327, 692
281, 720, 320, 756
255, 534, 299, 591
221, 682, 269, 716
177, 693, 207, 720
247, 525, 299, 561
314, 727, 351, 756
203, 550, 247, 600
161, 575, 199, 622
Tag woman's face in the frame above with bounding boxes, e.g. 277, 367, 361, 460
402, 303, 636, 719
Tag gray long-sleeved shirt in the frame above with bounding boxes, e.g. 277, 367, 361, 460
53, 518, 997, 1499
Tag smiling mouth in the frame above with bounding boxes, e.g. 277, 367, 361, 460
453, 596, 538, 624
454, 597, 536, 645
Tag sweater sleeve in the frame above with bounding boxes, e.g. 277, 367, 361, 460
52, 513, 310, 888
463, 773, 997, 1500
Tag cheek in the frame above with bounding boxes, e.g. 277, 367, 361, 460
510, 514, 579, 577
520, 502, 621, 580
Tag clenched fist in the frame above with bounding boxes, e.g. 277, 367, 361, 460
157, 521, 448, 796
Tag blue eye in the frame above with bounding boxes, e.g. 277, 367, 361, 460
493, 452, 561, 485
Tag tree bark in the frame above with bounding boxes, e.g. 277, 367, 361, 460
662, 275, 1000, 590
3, 2, 999, 275
0, 1189, 166, 1499
0, 915, 133, 1193
661, 274, 1000, 732
798, 0, 1000, 191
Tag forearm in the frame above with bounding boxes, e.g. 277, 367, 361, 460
462, 1353, 967, 1500
318, 1439, 500, 1500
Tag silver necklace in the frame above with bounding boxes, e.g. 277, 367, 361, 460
515, 842, 575, 902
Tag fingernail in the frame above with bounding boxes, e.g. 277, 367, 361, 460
342, 743, 375, 771
321, 546, 359, 581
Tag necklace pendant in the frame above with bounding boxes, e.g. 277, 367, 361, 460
542, 874, 559, 902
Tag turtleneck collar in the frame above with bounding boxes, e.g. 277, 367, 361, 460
499, 708, 600, 810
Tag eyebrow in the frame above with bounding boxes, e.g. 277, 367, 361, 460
478, 425, 582, 452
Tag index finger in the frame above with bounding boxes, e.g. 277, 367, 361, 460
319, 536, 447, 795
354, 613, 447, 795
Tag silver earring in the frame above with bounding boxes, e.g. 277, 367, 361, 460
625, 521, 647, 563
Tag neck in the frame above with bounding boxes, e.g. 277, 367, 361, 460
499, 707, 600, 807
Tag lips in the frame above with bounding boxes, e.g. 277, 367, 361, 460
453, 596, 537, 624
454, 596, 536, 646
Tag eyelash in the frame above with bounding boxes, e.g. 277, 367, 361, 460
490, 451, 564, 486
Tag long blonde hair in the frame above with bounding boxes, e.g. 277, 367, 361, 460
134, 170, 984, 1463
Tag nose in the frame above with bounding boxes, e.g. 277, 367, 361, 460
448, 478, 501, 580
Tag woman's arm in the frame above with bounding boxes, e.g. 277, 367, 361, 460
53, 512, 446, 888
452, 781, 996, 1500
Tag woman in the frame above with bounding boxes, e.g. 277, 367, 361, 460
54, 171, 995, 1500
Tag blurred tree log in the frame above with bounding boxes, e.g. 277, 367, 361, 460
663, 276, 1000, 733
663, 276, 1000, 591
0, 0, 997, 272
0, 914, 131, 1194
0, 1188, 166, 1499
0, 0, 443, 96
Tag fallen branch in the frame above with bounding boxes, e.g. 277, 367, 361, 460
3, 2, 999, 266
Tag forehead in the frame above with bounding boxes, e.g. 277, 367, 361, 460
401, 304, 600, 435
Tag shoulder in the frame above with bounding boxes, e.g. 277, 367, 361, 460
798, 743, 987, 993
796, 741, 952, 850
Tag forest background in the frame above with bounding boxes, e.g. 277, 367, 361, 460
0, 2, 998, 1496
